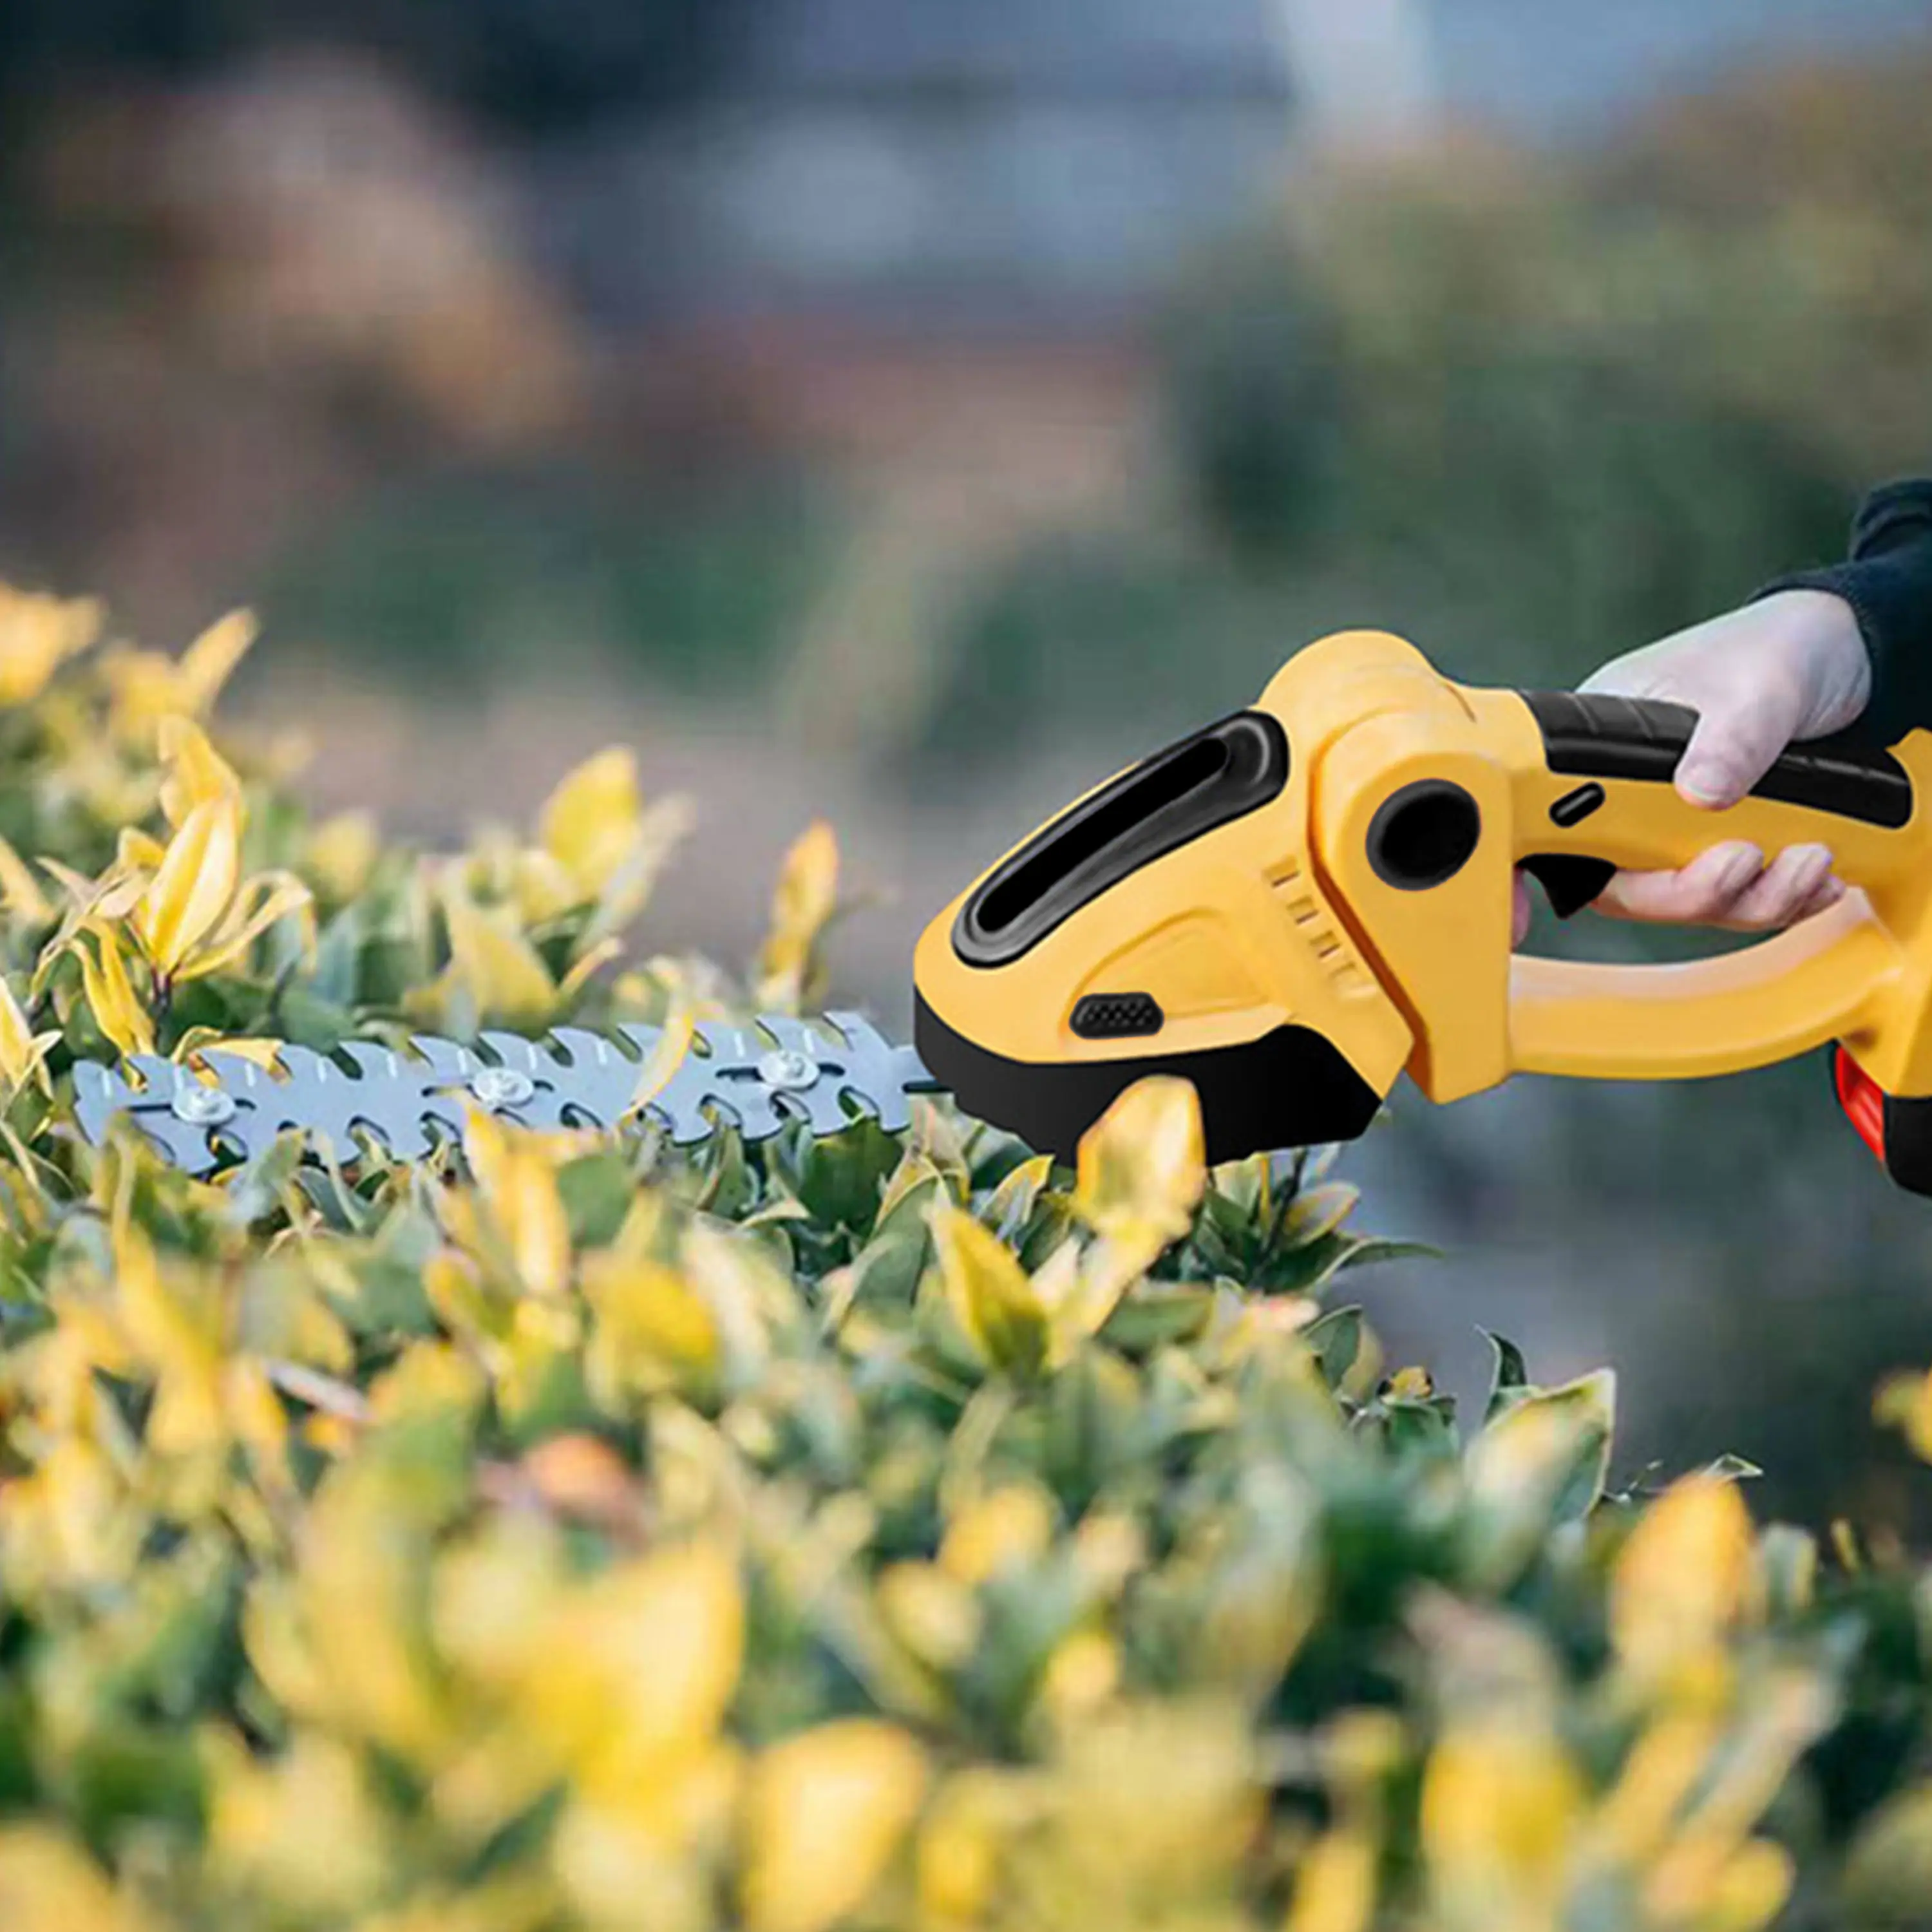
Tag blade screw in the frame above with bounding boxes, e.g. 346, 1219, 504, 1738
170, 1083, 237, 1127
470, 1066, 536, 1110
757, 1048, 819, 1092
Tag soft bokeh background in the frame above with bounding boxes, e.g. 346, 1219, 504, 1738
3, 0, 1930, 1531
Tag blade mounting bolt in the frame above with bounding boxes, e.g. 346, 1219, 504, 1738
757, 1048, 819, 1092
470, 1066, 536, 1110
170, 1083, 237, 1127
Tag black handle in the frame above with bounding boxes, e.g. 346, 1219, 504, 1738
1520, 691, 1912, 829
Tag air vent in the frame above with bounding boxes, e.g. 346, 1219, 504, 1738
1070, 992, 1164, 1039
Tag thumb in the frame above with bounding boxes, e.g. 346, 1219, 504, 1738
1672, 682, 1806, 810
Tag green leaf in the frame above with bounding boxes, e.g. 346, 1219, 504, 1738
796, 1116, 903, 1233
556, 1150, 636, 1248
1302, 1305, 1364, 1389
1099, 1283, 1217, 1355
1461, 1370, 1618, 1588
1479, 1328, 1530, 1422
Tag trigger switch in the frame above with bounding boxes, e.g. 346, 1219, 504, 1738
1520, 853, 1616, 918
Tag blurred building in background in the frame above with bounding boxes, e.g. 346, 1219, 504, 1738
2, 0, 1932, 1529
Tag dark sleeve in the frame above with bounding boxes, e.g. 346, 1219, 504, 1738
1752, 477, 1932, 746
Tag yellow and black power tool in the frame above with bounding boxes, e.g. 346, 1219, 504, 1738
913, 629, 1932, 1190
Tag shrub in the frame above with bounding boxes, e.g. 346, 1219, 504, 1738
1162, 55, 1932, 696
0, 585, 1927, 1930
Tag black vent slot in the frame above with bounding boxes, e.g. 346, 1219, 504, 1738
1071, 992, 1164, 1039
952, 710, 1289, 968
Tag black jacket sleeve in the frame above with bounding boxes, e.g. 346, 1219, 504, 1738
1753, 478, 1932, 746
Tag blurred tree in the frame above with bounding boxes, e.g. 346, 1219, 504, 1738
0, 0, 748, 132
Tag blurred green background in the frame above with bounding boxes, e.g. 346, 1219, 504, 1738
1, 0, 1930, 1531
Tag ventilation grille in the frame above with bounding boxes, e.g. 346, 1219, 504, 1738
1070, 992, 1165, 1039
1269, 860, 1372, 998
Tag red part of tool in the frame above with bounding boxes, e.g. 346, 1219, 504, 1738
1834, 1045, 1887, 1168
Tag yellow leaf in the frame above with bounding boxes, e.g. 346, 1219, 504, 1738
276, 1462, 452, 1762
1694, 1839, 1796, 1932
1582, 1712, 1722, 1870
1421, 1726, 1584, 1925
1073, 1075, 1205, 1273
0, 584, 101, 706
1611, 1473, 1757, 1684
930, 1202, 1048, 1375
877, 1562, 982, 1670
1031, 1235, 1137, 1361
37, 857, 147, 937
223, 1357, 292, 1490
177, 609, 258, 713
507, 846, 581, 925
463, 1107, 515, 1213
0, 974, 55, 1095
209, 1733, 393, 1919
584, 792, 694, 943
156, 715, 243, 828
175, 873, 312, 982
1875, 1369, 1932, 1462
755, 819, 840, 1011
0, 1823, 156, 1932
741, 1719, 929, 1932
113, 1224, 228, 1457
940, 1484, 1056, 1584
368, 1338, 488, 1428
1286, 1828, 1379, 1932
303, 811, 380, 902
116, 827, 169, 873
582, 1251, 720, 1405
539, 746, 641, 896
1638, 1673, 1830, 1929
554, 934, 621, 1007
180, 1035, 286, 1074
133, 796, 242, 977
0, 835, 53, 925
916, 1772, 1015, 1928
628, 1006, 694, 1117
533, 1541, 745, 1782
443, 890, 557, 1029
1038, 1627, 1120, 1723
462, 1112, 571, 1298
72, 923, 155, 1057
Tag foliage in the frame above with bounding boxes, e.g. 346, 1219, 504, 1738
0, 592, 1927, 1931
911, 56, 1932, 771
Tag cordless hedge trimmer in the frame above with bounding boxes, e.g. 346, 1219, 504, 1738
82, 631, 1932, 1191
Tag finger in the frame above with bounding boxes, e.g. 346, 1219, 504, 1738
1716, 843, 1835, 930
1511, 870, 1531, 947
1594, 841, 1763, 924
1790, 872, 1848, 924
1672, 677, 1808, 809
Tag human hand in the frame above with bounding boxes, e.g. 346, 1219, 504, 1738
1512, 590, 1872, 944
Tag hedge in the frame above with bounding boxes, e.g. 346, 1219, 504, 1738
0, 583, 1928, 1930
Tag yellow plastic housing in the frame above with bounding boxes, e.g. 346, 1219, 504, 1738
913, 630, 1932, 1152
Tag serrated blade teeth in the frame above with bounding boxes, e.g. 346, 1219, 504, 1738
70, 1016, 941, 1170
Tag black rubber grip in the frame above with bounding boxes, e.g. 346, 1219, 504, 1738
1520, 691, 1913, 829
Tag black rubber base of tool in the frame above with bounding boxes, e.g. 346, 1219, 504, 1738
913, 992, 1384, 1165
